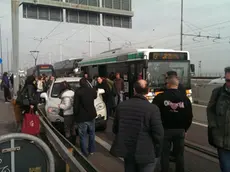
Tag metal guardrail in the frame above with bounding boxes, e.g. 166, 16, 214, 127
38, 106, 99, 172
0, 133, 55, 172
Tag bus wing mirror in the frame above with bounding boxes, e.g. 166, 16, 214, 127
190, 64, 195, 73
40, 92, 48, 101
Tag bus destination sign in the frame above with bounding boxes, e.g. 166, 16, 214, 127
149, 52, 188, 60
117, 55, 128, 62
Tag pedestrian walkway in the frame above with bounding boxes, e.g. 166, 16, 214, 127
0, 91, 16, 135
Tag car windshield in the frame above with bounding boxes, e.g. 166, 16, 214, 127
147, 61, 190, 89
51, 81, 80, 98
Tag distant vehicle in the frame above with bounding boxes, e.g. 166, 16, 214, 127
27, 64, 55, 77
79, 47, 193, 102
208, 77, 225, 84
40, 77, 107, 130
53, 58, 83, 77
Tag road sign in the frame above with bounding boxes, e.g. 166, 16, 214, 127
0, 133, 55, 172
0, 58, 2, 64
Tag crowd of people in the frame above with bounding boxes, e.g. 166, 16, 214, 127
9, 66, 230, 172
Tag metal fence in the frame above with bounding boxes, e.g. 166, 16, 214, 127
38, 106, 99, 172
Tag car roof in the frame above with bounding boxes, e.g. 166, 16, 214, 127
54, 77, 82, 83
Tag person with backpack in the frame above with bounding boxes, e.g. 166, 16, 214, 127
207, 67, 230, 172
58, 81, 76, 145
152, 71, 193, 172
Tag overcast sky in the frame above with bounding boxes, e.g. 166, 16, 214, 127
0, 0, 230, 75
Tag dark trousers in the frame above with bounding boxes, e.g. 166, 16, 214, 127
124, 156, 158, 172
161, 129, 185, 172
78, 119, 95, 156
218, 148, 230, 172
3, 87, 10, 101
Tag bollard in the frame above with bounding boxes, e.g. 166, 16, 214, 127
66, 148, 73, 172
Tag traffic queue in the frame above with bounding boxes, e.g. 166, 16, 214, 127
9, 66, 230, 172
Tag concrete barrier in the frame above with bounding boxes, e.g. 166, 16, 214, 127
192, 83, 222, 105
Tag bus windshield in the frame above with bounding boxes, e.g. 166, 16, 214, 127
39, 68, 54, 76
146, 61, 190, 89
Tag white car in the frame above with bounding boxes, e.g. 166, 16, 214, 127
40, 77, 107, 130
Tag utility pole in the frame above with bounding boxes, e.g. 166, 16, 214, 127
0, 24, 3, 74
107, 37, 111, 50
180, 0, 183, 51
11, 0, 20, 96
6, 38, 9, 71
59, 41, 63, 61
89, 25, 92, 56
30, 50, 39, 66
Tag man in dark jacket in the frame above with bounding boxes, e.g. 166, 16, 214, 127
207, 67, 230, 172
73, 78, 97, 157
152, 73, 193, 172
110, 79, 164, 172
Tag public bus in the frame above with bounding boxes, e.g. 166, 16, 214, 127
78, 47, 194, 102
53, 58, 83, 77
27, 64, 56, 77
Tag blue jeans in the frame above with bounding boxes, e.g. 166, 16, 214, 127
78, 119, 95, 156
218, 148, 230, 172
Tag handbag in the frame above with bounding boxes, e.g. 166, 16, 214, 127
21, 108, 40, 136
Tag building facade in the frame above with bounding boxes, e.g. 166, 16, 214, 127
22, 0, 133, 28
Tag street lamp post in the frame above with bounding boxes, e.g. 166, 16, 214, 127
107, 37, 111, 50
30, 50, 39, 66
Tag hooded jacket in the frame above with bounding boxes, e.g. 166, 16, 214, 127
152, 89, 193, 132
73, 79, 97, 123
59, 90, 74, 116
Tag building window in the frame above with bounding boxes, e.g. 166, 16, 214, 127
27, 4, 38, 19
67, 9, 78, 23
122, 0, 130, 11
122, 16, 131, 28
67, 0, 78, 3
79, 11, 88, 24
88, 0, 98, 7
103, 14, 113, 26
104, 0, 112, 8
50, 7, 63, 21
114, 16, 121, 27
113, 0, 121, 9
89, 12, 99, 25
38, 6, 49, 20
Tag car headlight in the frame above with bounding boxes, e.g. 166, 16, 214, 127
95, 102, 105, 111
47, 107, 59, 115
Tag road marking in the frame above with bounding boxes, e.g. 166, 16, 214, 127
95, 136, 124, 162
192, 121, 208, 127
192, 104, 207, 108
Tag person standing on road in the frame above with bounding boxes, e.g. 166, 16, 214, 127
110, 80, 164, 172
73, 78, 97, 157
58, 81, 76, 145
114, 72, 125, 105
207, 67, 230, 172
97, 77, 113, 118
2, 72, 11, 103
152, 72, 193, 172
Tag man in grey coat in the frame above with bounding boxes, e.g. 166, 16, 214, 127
207, 67, 230, 172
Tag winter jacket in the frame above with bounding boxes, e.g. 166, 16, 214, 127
73, 85, 97, 123
207, 84, 230, 150
59, 90, 74, 116
110, 94, 164, 164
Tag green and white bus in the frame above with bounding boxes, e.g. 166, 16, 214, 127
79, 47, 194, 102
